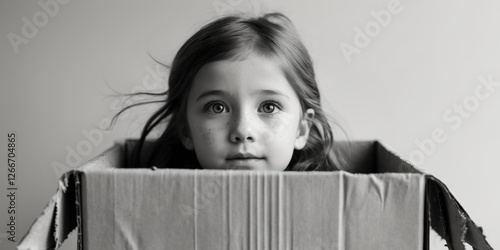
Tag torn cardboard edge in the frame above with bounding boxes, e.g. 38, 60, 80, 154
17, 143, 123, 250
374, 143, 492, 250
16, 140, 493, 250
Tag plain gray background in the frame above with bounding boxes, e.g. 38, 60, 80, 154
1, 0, 499, 249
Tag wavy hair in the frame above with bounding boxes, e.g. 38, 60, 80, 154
114, 12, 345, 171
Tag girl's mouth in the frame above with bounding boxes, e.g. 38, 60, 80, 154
226, 152, 264, 160
226, 159, 264, 170
227, 158, 263, 162
226, 153, 265, 169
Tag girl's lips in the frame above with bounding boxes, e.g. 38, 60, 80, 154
226, 158, 265, 169
227, 152, 264, 160
227, 158, 263, 162
226, 153, 265, 170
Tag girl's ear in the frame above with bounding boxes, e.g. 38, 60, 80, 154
294, 108, 315, 150
179, 126, 194, 150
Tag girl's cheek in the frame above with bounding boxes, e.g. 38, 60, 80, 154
194, 123, 214, 147
270, 113, 295, 133
197, 119, 227, 146
261, 114, 295, 144
201, 128, 214, 146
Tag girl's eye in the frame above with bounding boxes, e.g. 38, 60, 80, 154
259, 101, 281, 114
212, 103, 226, 113
262, 104, 275, 113
205, 102, 228, 114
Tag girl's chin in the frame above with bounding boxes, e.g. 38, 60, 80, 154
201, 162, 276, 171
225, 164, 284, 171
225, 159, 267, 170
200, 159, 286, 171
203, 166, 283, 171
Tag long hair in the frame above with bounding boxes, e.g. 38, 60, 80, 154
114, 12, 344, 171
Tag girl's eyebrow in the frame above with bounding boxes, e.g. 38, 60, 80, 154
252, 89, 290, 99
196, 89, 290, 102
196, 90, 226, 102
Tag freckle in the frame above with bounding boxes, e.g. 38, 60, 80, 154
202, 129, 213, 145
218, 124, 227, 130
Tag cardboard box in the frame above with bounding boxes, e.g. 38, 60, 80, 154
18, 141, 492, 250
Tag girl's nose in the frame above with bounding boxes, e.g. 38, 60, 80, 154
229, 113, 256, 143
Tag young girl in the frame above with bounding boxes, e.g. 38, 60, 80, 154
117, 12, 344, 171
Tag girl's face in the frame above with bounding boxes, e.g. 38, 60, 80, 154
182, 54, 314, 171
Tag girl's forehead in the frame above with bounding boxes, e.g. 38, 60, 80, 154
191, 55, 290, 92
202, 56, 282, 78
189, 55, 298, 100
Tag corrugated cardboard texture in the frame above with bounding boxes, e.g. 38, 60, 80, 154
80, 169, 425, 250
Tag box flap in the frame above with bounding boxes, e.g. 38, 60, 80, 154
372, 142, 492, 250
17, 143, 123, 250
